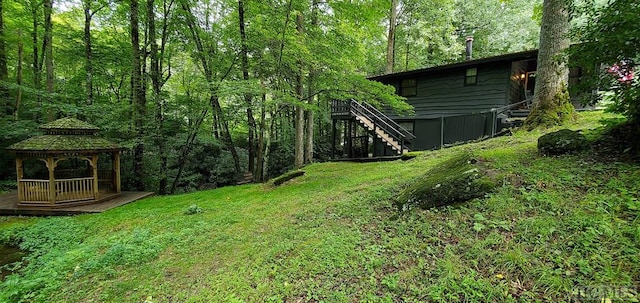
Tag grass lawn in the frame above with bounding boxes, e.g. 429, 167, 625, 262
1, 111, 639, 302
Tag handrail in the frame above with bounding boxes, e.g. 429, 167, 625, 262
54, 177, 94, 182
358, 100, 416, 140
492, 99, 531, 115
348, 99, 414, 151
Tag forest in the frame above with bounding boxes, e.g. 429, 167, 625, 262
0, 0, 543, 194
1, 0, 639, 195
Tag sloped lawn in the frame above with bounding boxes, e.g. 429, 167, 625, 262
1, 111, 638, 302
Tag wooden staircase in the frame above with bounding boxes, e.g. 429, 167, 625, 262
354, 114, 408, 154
344, 99, 415, 155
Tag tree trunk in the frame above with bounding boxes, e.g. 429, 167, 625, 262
170, 108, 208, 194
83, 0, 94, 104
238, 0, 257, 175
31, 2, 41, 115
148, 0, 168, 195
294, 12, 305, 168
0, 0, 8, 117
385, 0, 398, 74
255, 91, 267, 182
43, 0, 54, 121
131, 0, 145, 191
523, 0, 574, 130
304, 0, 319, 164
180, 1, 241, 174
15, 30, 24, 120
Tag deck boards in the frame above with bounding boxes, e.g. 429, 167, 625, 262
0, 191, 154, 216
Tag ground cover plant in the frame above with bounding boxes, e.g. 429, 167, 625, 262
0, 111, 638, 302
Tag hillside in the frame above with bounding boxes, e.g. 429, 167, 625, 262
1, 111, 639, 302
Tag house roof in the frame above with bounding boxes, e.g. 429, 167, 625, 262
369, 49, 539, 81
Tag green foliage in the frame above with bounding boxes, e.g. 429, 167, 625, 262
396, 152, 495, 210
569, 0, 640, 125
266, 141, 294, 179
184, 204, 203, 215
0, 118, 39, 180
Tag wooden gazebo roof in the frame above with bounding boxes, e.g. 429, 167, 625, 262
7, 118, 121, 154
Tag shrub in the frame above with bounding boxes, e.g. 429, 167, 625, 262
266, 141, 294, 179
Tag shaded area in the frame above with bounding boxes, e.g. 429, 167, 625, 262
0, 245, 25, 280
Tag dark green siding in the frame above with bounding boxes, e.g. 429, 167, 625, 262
386, 62, 511, 119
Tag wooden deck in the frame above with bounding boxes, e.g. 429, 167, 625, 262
0, 191, 154, 216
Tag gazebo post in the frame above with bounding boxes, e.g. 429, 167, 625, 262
92, 154, 99, 199
47, 155, 56, 205
15, 158, 23, 201
113, 152, 121, 193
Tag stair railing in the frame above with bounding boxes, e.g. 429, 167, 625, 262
348, 99, 415, 153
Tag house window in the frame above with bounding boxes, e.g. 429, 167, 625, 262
398, 121, 414, 134
465, 68, 478, 86
400, 79, 417, 97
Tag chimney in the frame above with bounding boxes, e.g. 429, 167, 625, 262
465, 36, 474, 60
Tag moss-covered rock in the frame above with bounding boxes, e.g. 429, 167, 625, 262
271, 170, 305, 186
401, 151, 422, 161
396, 152, 495, 210
538, 129, 589, 155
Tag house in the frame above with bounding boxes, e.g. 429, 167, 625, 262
331, 46, 585, 158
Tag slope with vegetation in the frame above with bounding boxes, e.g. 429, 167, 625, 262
0, 111, 639, 302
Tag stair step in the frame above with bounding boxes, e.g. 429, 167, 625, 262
354, 114, 408, 154
236, 172, 254, 185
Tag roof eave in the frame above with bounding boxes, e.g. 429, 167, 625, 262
369, 49, 539, 81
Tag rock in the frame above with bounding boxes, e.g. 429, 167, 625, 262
271, 170, 305, 186
538, 129, 589, 155
396, 152, 495, 210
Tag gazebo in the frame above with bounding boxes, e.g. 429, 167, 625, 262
6, 118, 122, 208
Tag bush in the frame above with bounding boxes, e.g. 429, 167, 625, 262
569, 0, 640, 129
266, 141, 294, 179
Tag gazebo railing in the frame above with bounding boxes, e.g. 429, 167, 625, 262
18, 179, 50, 203
18, 177, 96, 204
55, 177, 95, 202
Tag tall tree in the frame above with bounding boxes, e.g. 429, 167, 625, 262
238, 0, 257, 176
524, 0, 574, 129
147, 0, 163, 193
0, 0, 8, 116
304, 0, 319, 164
179, 0, 241, 174
15, 30, 23, 119
130, 0, 145, 190
83, 0, 106, 105
43, 0, 54, 121
153, 0, 175, 194
385, 0, 398, 74
294, 11, 304, 168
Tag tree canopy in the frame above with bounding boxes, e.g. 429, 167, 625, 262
0, 0, 551, 192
